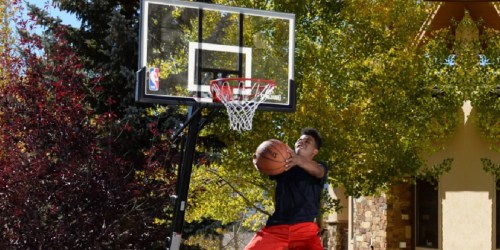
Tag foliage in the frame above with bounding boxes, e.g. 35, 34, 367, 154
188, 155, 274, 230
321, 188, 342, 214
51, 0, 140, 114
27, 0, 226, 248
307, 0, 461, 197
482, 158, 500, 182
185, 0, 463, 231
422, 13, 500, 152
0, 0, 14, 79
183, 234, 222, 250
0, 1, 182, 248
416, 158, 453, 186
469, 27, 500, 152
0, 13, 133, 248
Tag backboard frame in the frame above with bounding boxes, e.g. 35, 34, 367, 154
135, 0, 296, 112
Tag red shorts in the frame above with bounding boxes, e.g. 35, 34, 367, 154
244, 222, 323, 250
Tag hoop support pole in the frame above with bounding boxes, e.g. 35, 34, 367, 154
170, 106, 203, 142
166, 105, 202, 250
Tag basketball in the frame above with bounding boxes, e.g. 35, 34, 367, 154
253, 139, 292, 176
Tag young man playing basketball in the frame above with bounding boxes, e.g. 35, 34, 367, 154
245, 128, 328, 250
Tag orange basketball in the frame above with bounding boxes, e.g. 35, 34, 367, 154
253, 139, 292, 176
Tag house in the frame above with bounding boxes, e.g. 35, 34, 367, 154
326, 2, 500, 250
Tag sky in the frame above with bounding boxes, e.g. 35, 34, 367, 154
25, 0, 81, 28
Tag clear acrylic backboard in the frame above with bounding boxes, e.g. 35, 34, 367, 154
136, 0, 296, 112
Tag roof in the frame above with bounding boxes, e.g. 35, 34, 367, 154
418, 2, 500, 41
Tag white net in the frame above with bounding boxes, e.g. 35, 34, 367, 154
210, 79, 275, 131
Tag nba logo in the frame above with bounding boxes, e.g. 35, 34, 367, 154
149, 67, 160, 91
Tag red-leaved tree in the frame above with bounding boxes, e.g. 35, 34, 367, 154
0, 2, 177, 248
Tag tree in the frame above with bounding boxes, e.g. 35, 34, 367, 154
0, 2, 179, 248
470, 27, 500, 152
185, 0, 464, 232
20, 0, 232, 247
0, 0, 14, 81
1, 13, 129, 248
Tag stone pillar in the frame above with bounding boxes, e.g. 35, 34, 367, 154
351, 184, 412, 250
386, 184, 412, 249
324, 220, 348, 250
353, 194, 387, 250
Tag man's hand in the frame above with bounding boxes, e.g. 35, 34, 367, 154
284, 149, 325, 179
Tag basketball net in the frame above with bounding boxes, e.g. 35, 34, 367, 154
210, 78, 276, 132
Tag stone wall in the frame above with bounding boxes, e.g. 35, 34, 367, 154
323, 221, 348, 250
352, 184, 412, 250
386, 184, 412, 249
353, 194, 388, 249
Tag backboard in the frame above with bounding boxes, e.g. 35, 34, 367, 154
136, 0, 296, 111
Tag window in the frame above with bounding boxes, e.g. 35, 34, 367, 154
416, 179, 438, 248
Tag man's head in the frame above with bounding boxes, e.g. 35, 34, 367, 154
301, 128, 322, 150
295, 127, 322, 159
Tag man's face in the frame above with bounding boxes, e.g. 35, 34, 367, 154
295, 135, 318, 158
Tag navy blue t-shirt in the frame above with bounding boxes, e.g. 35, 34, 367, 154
266, 162, 328, 226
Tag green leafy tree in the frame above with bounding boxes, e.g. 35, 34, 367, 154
0, 0, 14, 81
186, 0, 465, 232
471, 27, 500, 152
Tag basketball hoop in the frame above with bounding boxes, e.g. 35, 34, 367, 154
210, 78, 276, 131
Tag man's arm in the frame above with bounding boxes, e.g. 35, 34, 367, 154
284, 153, 325, 179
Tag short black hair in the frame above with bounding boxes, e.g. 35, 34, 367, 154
301, 127, 322, 150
